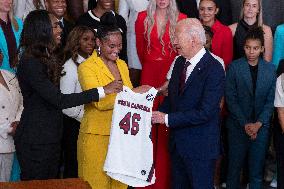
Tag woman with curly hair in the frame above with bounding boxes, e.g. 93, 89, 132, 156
60, 26, 96, 178
135, 0, 186, 188
14, 10, 122, 180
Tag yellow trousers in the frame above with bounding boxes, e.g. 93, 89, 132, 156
77, 133, 127, 189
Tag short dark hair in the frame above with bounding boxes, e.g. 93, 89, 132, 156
244, 26, 265, 46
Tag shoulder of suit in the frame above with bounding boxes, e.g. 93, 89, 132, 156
76, 12, 92, 24
207, 52, 222, 66
115, 13, 126, 22
79, 53, 97, 68
63, 18, 74, 27
261, 59, 276, 70
116, 58, 128, 69
20, 57, 41, 67
227, 57, 246, 70
63, 58, 78, 70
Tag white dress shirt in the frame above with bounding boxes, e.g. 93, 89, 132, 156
0, 70, 23, 153
119, 0, 149, 69
167, 49, 225, 80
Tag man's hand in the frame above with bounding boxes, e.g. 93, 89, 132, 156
245, 122, 262, 140
157, 81, 169, 96
103, 80, 123, 95
152, 111, 166, 124
8, 121, 19, 136
245, 123, 254, 137
133, 85, 152, 94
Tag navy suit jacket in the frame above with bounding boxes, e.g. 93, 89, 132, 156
160, 51, 225, 159
225, 58, 276, 129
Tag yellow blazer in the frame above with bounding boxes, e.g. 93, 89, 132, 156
78, 52, 133, 135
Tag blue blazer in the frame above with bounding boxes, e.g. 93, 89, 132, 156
225, 58, 276, 129
0, 17, 23, 73
160, 51, 225, 159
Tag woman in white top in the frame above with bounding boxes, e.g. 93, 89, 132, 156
118, 0, 149, 87
0, 69, 23, 181
60, 26, 96, 178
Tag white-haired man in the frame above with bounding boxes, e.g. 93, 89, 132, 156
152, 18, 225, 189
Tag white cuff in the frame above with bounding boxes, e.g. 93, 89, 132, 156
165, 114, 169, 127
97, 87, 105, 99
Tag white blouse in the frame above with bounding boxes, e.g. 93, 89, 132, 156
0, 69, 23, 153
60, 55, 85, 122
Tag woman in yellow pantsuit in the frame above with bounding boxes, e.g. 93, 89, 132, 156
77, 13, 132, 189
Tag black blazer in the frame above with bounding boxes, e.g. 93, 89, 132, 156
61, 18, 74, 48
15, 58, 99, 144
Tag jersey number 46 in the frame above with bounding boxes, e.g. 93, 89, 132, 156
119, 112, 141, 136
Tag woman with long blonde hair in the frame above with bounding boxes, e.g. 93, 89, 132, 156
135, 0, 186, 188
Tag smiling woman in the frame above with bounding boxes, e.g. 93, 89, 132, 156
77, 11, 133, 189
199, 0, 233, 68
76, 0, 128, 61
14, 10, 123, 180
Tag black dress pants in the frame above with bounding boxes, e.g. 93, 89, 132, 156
61, 115, 80, 178
16, 142, 61, 180
274, 121, 284, 189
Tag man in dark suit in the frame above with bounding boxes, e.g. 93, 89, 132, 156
152, 18, 225, 189
45, 0, 73, 47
